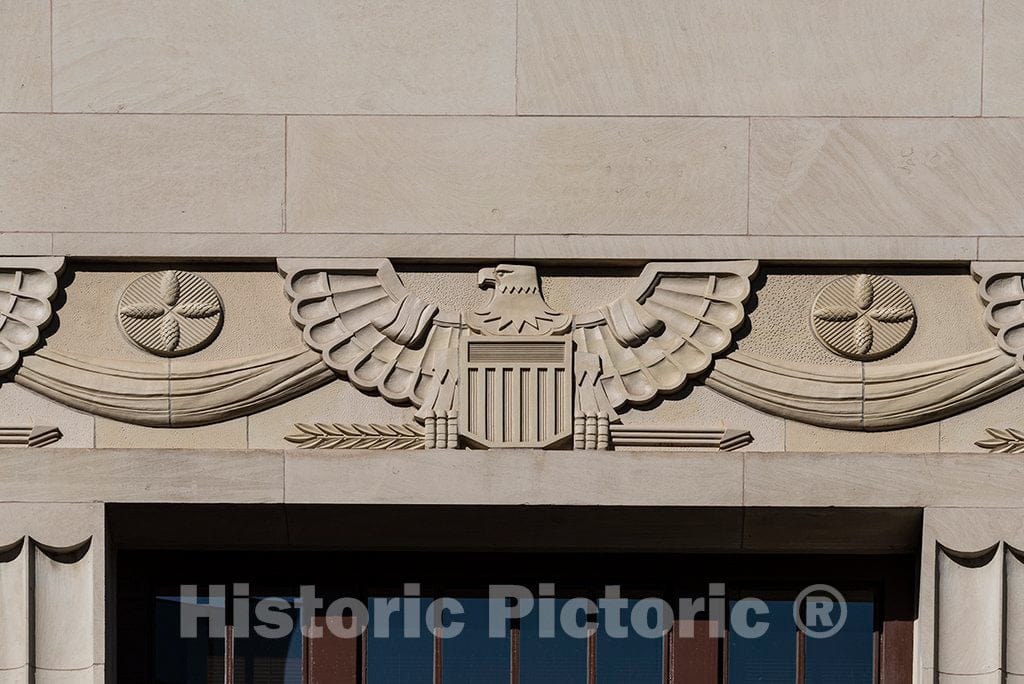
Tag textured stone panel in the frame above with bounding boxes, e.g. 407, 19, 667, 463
285, 450, 744, 506
44, 269, 299, 365
744, 453, 1024, 507
52, 0, 515, 114
518, 0, 981, 115
619, 386, 785, 452
941, 391, 1024, 452
785, 422, 940, 454
0, 114, 283, 232
981, 239, 1024, 261
287, 116, 747, 235
751, 118, 1024, 236
288, 117, 745, 235
984, 0, 1024, 115
52, 232, 516, 259
0, 385, 93, 448
0, 450, 283, 502
738, 270, 991, 370
248, 383, 414, 450
94, 417, 248, 449
0, 233, 52, 256
0, 0, 50, 112
514, 235, 979, 262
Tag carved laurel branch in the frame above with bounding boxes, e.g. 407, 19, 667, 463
976, 428, 1024, 454
285, 423, 425, 450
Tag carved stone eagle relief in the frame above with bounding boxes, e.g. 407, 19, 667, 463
279, 259, 757, 449
3, 256, 1024, 451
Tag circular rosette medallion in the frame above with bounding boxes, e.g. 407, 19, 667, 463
117, 270, 223, 357
811, 274, 915, 361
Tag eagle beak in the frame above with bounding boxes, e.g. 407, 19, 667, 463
477, 267, 496, 289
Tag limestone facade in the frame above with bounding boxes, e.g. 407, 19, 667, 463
3, 1, 1024, 680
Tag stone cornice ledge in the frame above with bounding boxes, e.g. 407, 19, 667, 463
0, 449, 1022, 508
0, 232, 982, 262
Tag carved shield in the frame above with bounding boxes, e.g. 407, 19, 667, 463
459, 335, 573, 448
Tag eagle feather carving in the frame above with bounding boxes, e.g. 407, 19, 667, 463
279, 259, 757, 447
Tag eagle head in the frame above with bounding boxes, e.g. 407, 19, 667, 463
469, 263, 570, 336
477, 264, 541, 294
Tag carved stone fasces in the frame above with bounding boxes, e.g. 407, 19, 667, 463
0, 257, 64, 377
0, 425, 62, 447
608, 425, 753, 451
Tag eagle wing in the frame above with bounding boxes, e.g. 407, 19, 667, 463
0, 258, 64, 376
279, 259, 461, 407
973, 263, 1024, 372
574, 261, 758, 411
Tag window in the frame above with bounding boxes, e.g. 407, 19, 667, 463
124, 551, 912, 683
726, 591, 876, 683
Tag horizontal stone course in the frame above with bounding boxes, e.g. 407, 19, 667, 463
4, 449, 1024, 508
51, 232, 516, 259
0, 114, 284, 233
0, 0, 50, 112
285, 116, 748, 236
518, 0, 982, 116
27, 232, 977, 261
514, 235, 979, 262
52, 0, 516, 114
983, 0, 1024, 115
0, 232, 984, 261
0, 114, 1022, 246
979, 238, 1024, 260
751, 118, 1024, 237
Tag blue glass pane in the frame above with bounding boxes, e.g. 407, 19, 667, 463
154, 596, 226, 684
520, 599, 588, 684
728, 599, 797, 683
441, 598, 511, 684
595, 599, 664, 684
234, 598, 302, 684
367, 597, 434, 684
805, 600, 874, 684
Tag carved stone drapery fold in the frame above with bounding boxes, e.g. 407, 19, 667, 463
14, 346, 334, 427
0, 258, 64, 376
705, 347, 1024, 430
7, 258, 1023, 437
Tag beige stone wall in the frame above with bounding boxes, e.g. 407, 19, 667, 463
4, 5, 1024, 680
0, 0, 1021, 261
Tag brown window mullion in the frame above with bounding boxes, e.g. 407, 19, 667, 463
224, 624, 234, 684
510, 616, 520, 684
433, 600, 443, 684
795, 609, 806, 684
587, 626, 597, 684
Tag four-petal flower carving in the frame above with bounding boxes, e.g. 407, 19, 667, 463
812, 275, 915, 357
119, 271, 221, 353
